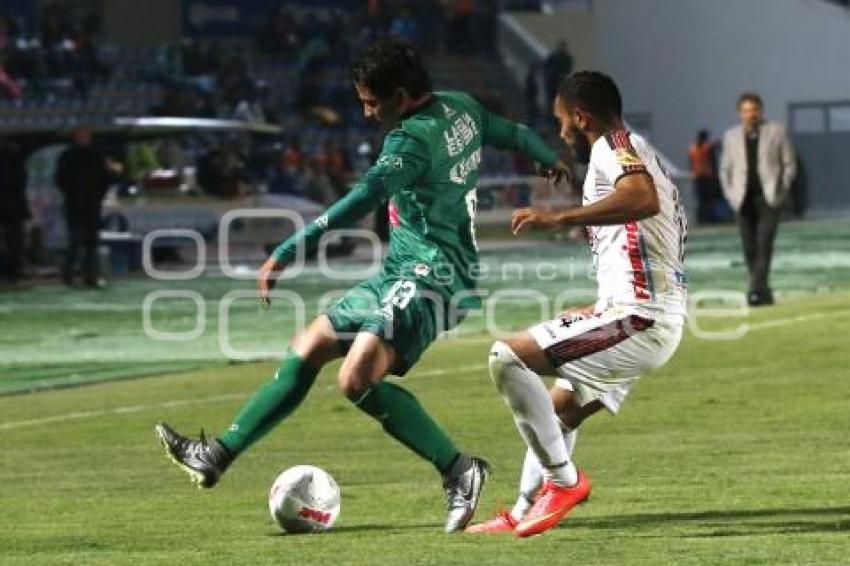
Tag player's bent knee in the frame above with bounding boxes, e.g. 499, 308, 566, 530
488, 341, 524, 389
336, 369, 367, 401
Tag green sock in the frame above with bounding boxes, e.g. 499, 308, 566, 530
354, 381, 460, 474
218, 352, 318, 456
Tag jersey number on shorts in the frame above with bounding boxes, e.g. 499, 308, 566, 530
383, 280, 416, 310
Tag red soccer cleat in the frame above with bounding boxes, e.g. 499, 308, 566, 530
514, 471, 591, 537
465, 509, 518, 534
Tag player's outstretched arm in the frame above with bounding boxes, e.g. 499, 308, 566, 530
257, 184, 389, 307
479, 105, 567, 182
259, 132, 428, 307
512, 173, 659, 235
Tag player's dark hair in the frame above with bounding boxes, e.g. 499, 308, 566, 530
557, 71, 622, 122
351, 38, 432, 100
737, 91, 763, 109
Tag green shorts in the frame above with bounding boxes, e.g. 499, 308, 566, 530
325, 274, 463, 375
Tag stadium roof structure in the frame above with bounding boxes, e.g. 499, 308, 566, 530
111, 116, 282, 136
1, 116, 283, 155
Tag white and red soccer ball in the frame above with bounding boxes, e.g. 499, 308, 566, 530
268, 465, 340, 534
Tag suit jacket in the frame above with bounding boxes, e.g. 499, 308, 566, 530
719, 121, 797, 211
54, 145, 112, 221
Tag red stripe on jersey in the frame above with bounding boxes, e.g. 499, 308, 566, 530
624, 221, 652, 301
388, 199, 400, 227
546, 315, 654, 364
604, 129, 647, 175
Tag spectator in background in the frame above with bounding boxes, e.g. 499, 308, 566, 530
0, 14, 11, 51
196, 144, 245, 198
151, 88, 194, 117
354, 137, 376, 174
297, 158, 336, 205
410, 0, 442, 53
126, 141, 161, 187
688, 129, 723, 224
720, 92, 796, 306
0, 141, 29, 284
322, 139, 353, 198
283, 137, 304, 171
0, 52, 22, 100
70, 29, 110, 96
267, 158, 301, 197
55, 126, 119, 288
156, 138, 187, 175
182, 39, 220, 77
0, 17, 16, 98
232, 82, 267, 124
543, 40, 573, 110
294, 71, 321, 115
448, 0, 476, 53
295, 21, 331, 77
389, 9, 421, 46
257, 7, 298, 56
218, 53, 253, 110
39, 8, 67, 48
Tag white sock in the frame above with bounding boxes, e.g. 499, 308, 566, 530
510, 449, 540, 520
489, 341, 578, 488
510, 424, 578, 520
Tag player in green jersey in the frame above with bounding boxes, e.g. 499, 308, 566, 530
155, 38, 565, 532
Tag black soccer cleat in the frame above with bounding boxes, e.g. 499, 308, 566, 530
443, 456, 491, 533
155, 422, 232, 489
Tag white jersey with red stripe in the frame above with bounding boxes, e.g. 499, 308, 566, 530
583, 129, 688, 319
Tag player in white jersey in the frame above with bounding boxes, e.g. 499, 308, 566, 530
467, 71, 688, 537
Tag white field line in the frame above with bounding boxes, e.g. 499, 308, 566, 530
745, 309, 850, 332
0, 393, 246, 432
0, 364, 488, 432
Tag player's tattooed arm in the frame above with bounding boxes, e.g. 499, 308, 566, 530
511, 173, 659, 235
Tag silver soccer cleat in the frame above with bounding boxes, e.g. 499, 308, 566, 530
443, 456, 491, 533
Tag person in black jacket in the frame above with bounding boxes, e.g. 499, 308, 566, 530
55, 127, 116, 287
0, 141, 29, 284
543, 41, 574, 114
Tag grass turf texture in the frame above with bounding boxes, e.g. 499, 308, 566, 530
2, 218, 850, 563
2, 290, 850, 564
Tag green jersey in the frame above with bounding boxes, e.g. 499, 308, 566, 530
272, 91, 558, 306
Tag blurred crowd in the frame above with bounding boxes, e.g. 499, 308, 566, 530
0, 7, 110, 100
0, 1, 556, 286
132, 1, 528, 203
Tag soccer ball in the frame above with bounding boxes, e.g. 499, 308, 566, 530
268, 465, 340, 534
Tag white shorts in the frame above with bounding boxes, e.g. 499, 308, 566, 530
527, 307, 683, 414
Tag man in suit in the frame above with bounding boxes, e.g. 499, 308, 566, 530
720, 92, 796, 306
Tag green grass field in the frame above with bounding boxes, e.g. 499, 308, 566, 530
2, 219, 850, 564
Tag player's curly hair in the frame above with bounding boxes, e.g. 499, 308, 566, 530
557, 71, 622, 122
351, 38, 432, 100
